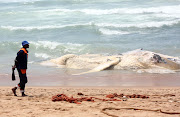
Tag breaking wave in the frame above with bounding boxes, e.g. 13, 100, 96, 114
1, 19, 179, 32
30, 41, 90, 56
2, 5, 180, 18
24, 5, 180, 15
0, 0, 40, 3
0, 24, 87, 31
34, 53, 51, 59
96, 20, 180, 28
0, 41, 91, 57
99, 28, 130, 35
0, 23, 95, 31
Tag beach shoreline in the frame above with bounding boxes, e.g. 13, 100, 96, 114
0, 86, 180, 117
1, 0, 180, 116
1, 69, 180, 87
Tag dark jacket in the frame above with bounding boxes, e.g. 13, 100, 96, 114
15, 48, 28, 69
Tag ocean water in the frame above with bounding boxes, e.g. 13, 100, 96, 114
0, 0, 180, 86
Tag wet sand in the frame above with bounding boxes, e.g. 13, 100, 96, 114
1, 68, 180, 87
0, 86, 180, 117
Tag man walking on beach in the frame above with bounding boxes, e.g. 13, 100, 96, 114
12, 41, 29, 97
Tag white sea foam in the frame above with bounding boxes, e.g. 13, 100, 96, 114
0, 23, 92, 31
30, 41, 86, 54
5, 5, 180, 18
1, 19, 179, 31
31, 41, 60, 50
63, 43, 87, 53
0, 25, 65, 31
0, 0, 39, 3
33, 5, 180, 15
34, 53, 51, 59
5, 5, 179, 16
123, 5, 180, 14
99, 28, 129, 35
154, 13, 180, 19
96, 20, 180, 28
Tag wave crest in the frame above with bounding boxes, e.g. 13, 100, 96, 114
1, 20, 179, 32
32, 5, 180, 15
99, 28, 129, 35
97, 20, 180, 28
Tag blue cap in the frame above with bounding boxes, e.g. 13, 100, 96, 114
22, 41, 29, 46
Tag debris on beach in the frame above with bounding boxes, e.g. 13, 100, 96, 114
52, 93, 149, 104
106, 93, 149, 99
52, 94, 121, 104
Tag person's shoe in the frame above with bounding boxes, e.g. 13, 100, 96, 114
22, 92, 28, 97
12, 87, 17, 96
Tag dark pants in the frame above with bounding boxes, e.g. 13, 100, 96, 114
17, 69, 28, 92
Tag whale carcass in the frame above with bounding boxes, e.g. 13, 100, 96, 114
42, 49, 180, 74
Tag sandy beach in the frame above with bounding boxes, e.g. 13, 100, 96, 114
1, 0, 180, 117
0, 86, 180, 117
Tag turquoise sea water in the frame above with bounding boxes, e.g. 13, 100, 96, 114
0, 0, 180, 86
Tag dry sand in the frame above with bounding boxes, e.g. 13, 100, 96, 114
0, 86, 180, 117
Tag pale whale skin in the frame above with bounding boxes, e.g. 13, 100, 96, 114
42, 49, 180, 74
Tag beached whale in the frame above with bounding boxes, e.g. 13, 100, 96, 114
72, 57, 121, 75
42, 49, 180, 74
